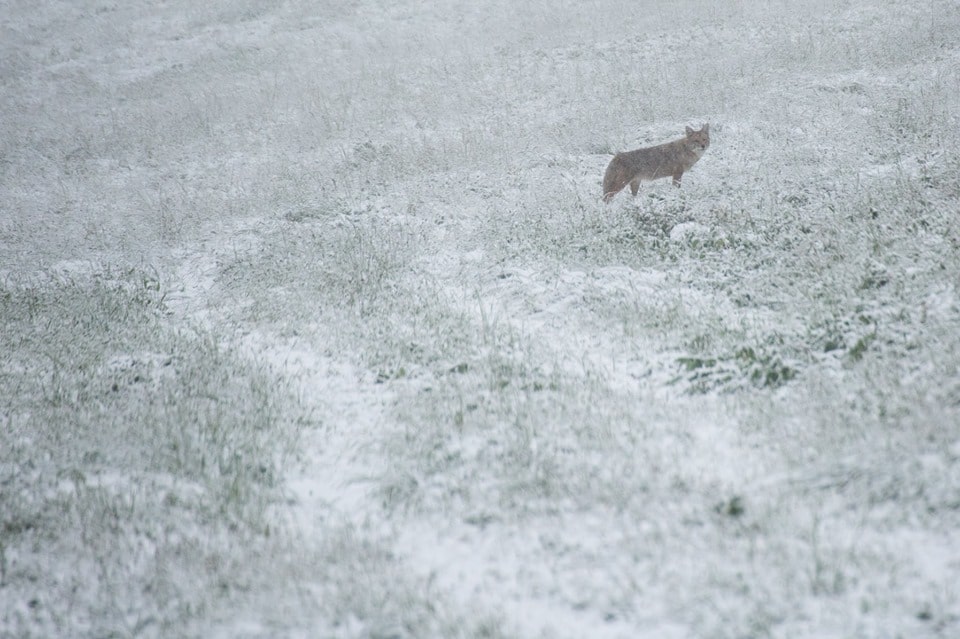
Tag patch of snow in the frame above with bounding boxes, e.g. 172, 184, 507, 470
668, 221, 710, 242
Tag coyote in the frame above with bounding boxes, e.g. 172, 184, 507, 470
602, 124, 710, 202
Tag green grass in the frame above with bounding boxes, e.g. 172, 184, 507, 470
0, 267, 299, 636
3, 0, 960, 636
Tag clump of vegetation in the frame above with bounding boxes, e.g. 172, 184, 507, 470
675, 343, 798, 393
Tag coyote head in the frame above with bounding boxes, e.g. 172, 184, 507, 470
685, 123, 710, 152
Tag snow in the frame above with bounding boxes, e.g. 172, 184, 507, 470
3, 0, 960, 637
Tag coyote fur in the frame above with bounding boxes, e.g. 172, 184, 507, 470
603, 124, 710, 202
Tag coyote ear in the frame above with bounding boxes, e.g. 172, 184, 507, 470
703, 123, 710, 133
685, 125, 694, 135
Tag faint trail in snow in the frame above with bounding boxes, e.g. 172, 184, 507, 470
240, 334, 397, 535
163, 219, 396, 535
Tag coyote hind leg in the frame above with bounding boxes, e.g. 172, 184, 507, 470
629, 178, 640, 196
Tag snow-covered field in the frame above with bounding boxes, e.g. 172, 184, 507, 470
3, 0, 960, 636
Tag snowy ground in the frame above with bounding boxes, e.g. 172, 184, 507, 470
3, 0, 960, 637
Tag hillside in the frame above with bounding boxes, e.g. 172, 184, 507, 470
2, 1, 959, 637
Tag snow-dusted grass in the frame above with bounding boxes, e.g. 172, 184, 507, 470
3, 0, 960, 636
0, 267, 293, 635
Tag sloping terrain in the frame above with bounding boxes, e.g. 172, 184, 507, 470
2, 1, 959, 637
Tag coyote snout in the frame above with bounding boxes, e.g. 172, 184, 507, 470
603, 123, 710, 203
